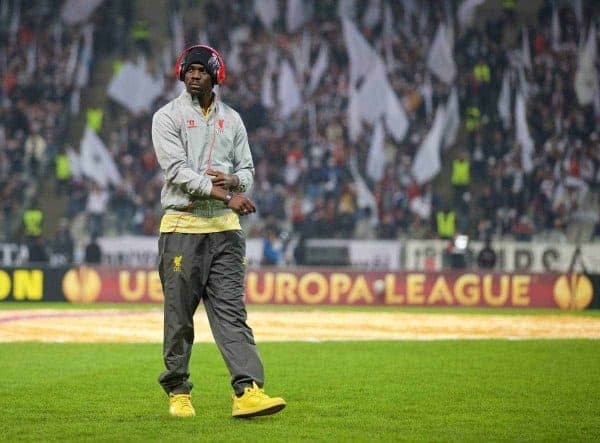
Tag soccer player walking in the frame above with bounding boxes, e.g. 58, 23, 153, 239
151, 44, 285, 418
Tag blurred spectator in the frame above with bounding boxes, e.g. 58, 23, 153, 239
54, 146, 71, 195
86, 183, 109, 238
27, 236, 49, 264
22, 201, 44, 240
477, 237, 497, 269
451, 150, 471, 212
261, 229, 284, 266
84, 235, 102, 264
52, 218, 74, 265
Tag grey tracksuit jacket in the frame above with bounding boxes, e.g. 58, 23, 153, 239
151, 90, 255, 217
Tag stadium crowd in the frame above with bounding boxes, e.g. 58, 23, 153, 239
1, 0, 599, 263
1, 0, 77, 243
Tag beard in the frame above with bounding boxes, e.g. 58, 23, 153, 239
187, 81, 212, 97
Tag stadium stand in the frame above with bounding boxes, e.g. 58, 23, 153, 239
1, 0, 599, 263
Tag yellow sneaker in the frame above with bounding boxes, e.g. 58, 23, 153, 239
169, 393, 196, 418
232, 382, 286, 418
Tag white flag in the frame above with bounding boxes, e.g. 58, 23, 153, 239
366, 121, 386, 182
347, 86, 362, 142
385, 90, 409, 143
515, 92, 534, 173
349, 155, 379, 224
107, 62, 164, 114
356, 59, 389, 124
69, 88, 80, 115
498, 70, 511, 129
342, 18, 379, 87
307, 43, 329, 95
575, 25, 598, 105
292, 30, 311, 77
261, 68, 274, 109
522, 26, 531, 69
286, 0, 308, 33
66, 146, 82, 179
346, 38, 408, 143
442, 87, 459, 149
383, 2, 397, 71
412, 106, 446, 184
421, 72, 433, 119
552, 5, 561, 51
254, 0, 278, 30
337, 0, 357, 19
225, 43, 242, 74
80, 127, 122, 188
427, 24, 456, 84
518, 66, 529, 99
61, 0, 104, 25
277, 59, 302, 119
362, 0, 381, 29
171, 11, 184, 57
75, 24, 94, 88
262, 46, 278, 109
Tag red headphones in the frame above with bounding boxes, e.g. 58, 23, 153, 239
174, 44, 226, 85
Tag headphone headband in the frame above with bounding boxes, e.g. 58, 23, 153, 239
174, 44, 227, 84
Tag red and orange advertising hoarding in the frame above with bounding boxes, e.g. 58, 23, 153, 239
0, 266, 591, 310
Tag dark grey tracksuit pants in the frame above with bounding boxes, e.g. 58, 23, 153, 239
157, 230, 264, 396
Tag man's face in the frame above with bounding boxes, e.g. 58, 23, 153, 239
184, 63, 212, 96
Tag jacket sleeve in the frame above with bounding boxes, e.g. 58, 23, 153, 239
152, 111, 213, 197
231, 116, 255, 193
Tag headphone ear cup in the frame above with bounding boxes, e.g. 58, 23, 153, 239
216, 59, 226, 84
205, 46, 226, 85
179, 60, 185, 81
216, 51, 226, 84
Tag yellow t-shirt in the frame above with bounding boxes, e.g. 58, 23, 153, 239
160, 212, 241, 234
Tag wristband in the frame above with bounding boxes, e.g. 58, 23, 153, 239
224, 192, 233, 206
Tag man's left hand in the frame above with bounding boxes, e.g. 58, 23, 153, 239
207, 170, 240, 189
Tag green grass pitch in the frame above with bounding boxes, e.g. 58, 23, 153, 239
1, 339, 599, 441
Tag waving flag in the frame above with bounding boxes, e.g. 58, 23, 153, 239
366, 120, 386, 182
575, 25, 598, 105
412, 106, 446, 184
80, 127, 122, 187
286, 0, 309, 33
342, 17, 379, 87
254, 0, 278, 30
498, 70, 511, 128
277, 59, 302, 118
427, 24, 456, 84
307, 43, 329, 95
515, 92, 534, 173
107, 61, 164, 114
442, 87, 459, 149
